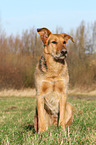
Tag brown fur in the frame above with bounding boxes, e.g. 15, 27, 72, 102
34, 28, 74, 132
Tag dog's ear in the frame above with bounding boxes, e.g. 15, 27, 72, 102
61, 33, 74, 43
37, 28, 51, 44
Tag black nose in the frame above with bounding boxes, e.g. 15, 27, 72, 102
61, 49, 67, 56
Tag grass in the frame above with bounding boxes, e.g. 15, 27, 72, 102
0, 96, 96, 145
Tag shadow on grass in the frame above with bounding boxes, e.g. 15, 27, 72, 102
23, 124, 36, 134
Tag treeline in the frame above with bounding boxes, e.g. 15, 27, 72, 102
0, 21, 96, 89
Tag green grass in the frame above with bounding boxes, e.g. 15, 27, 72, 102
0, 96, 96, 145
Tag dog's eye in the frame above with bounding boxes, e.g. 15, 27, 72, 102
63, 41, 66, 44
52, 41, 57, 44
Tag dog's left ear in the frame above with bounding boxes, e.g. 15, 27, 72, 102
61, 33, 74, 43
37, 28, 51, 44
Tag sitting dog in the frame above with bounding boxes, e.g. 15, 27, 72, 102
34, 28, 74, 132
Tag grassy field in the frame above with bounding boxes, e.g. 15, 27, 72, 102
0, 96, 96, 145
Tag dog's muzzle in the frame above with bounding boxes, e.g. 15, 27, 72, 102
59, 49, 67, 59
51, 49, 67, 60
61, 49, 67, 56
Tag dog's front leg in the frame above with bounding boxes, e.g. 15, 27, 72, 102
59, 95, 67, 130
37, 95, 45, 132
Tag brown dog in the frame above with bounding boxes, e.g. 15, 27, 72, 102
34, 28, 74, 132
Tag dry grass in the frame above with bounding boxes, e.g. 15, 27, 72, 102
0, 88, 96, 97
0, 89, 36, 97
68, 88, 96, 97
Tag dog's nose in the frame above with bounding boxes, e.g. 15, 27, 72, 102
61, 49, 67, 56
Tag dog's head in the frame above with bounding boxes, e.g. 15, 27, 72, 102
37, 28, 74, 60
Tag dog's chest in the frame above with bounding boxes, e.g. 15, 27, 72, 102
44, 92, 60, 115
41, 79, 66, 115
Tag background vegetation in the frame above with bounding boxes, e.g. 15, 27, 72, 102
0, 21, 96, 90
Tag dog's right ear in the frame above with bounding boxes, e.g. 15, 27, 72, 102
37, 28, 51, 44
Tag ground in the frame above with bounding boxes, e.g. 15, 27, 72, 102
0, 89, 96, 144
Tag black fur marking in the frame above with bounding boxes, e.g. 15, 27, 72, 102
39, 56, 47, 72
54, 58, 65, 65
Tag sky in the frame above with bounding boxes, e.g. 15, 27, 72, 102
0, 0, 96, 36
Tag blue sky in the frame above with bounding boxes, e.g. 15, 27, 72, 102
0, 0, 96, 36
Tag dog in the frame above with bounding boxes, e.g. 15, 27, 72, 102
34, 28, 74, 132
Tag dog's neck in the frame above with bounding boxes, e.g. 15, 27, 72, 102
43, 52, 66, 75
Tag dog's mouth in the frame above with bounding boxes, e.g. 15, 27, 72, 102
53, 50, 67, 60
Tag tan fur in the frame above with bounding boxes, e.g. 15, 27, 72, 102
34, 28, 74, 132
